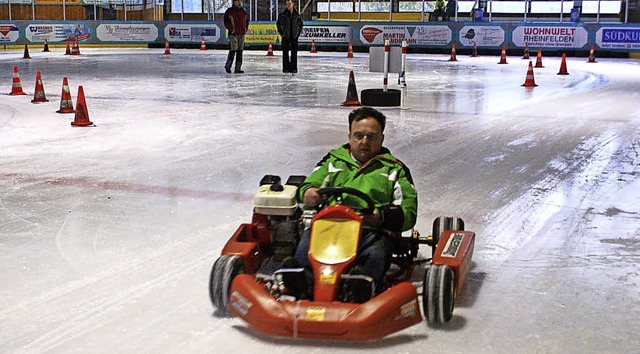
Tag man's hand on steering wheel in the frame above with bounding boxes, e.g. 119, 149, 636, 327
307, 186, 380, 227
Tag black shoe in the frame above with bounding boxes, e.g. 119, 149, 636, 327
234, 69, 244, 74
342, 266, 375, 304
283, 70, 290, 74
291, 70, 297, 74
278, 257, 310, 299
225, 67, 231, 74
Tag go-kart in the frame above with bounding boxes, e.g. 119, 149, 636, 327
209, 175, 475, 340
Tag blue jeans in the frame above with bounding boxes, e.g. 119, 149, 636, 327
294, 228, 394, 286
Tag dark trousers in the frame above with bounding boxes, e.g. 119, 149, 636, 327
282, 37, 298, 72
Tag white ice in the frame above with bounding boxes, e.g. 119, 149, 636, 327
1, 47, 639, 353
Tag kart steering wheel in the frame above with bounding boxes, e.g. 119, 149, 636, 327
316, 186, 376, 215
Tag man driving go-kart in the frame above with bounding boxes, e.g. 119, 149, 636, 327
209, 106, 474, 339
280, 107, 418, 303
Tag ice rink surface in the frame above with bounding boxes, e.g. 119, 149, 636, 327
1, 46, 639, 353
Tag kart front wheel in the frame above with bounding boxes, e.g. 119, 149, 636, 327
423, 264, 455, 324
209, 254, 244, 316
431, 216, 465, 256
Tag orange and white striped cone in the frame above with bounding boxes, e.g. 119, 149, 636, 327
448, 44, 458, 61
557, 53, 569, 75
64, 40, 71, 55
200, 37, 206, 51
470, 42, 478, 57
71, 40, 81, 55
43, 39, 50, 52
341, 70, 361, 106
498, 46, 507, 64
56, 77, 75, 114
522, 43, 530, 59
347, 42, 354, 58
266, 41, 274, 56
310, 40, 317, 53
534, 49, 544, 68
587, 45, 597, 63
23, 44, 31, 59
9, 66, 26, 96
164, 40, 171, 55
71, 86, 94, 127
521, 61, 538, 87
31, 71, 49, 103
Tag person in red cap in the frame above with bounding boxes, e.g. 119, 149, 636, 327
224, 0, 249, 74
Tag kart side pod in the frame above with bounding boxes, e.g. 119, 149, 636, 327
432, 230, 475, 297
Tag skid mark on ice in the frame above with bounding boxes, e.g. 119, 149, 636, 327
0, 173, 253, 202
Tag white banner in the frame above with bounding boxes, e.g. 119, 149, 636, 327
596, 27, 640, 50
97, 24, 158, 42
360, 25, 451, 46
25, 24, 91, 42
512, 26, 588, 48
458, 26, 505, 47
299, 26, 351, 43
165, 24, 220, 42
0, 25, 19, 43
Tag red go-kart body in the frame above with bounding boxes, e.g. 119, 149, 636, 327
209, 180, 475, 340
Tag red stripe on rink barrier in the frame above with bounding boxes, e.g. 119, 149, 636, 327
0, 173, 253, 201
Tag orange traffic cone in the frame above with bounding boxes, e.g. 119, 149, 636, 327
164, 40, 171, 55
70, 40, 81, 55
8, 66, 26, 95
587, 45, 597, 63
470, 42, 478, 57
498, 46, 507, 64
65, 40, 71, 55
200, 37, 206, 51
448, 44, 458, 61
31, 71, 49, 103
534, 49, 544, 68
557, 53, 569, 75
43, 39, 50, 52
56, 77, 75, 114
266, 41, 274, 56
522, 43, 530, 59
522, 61, 538, 87
23, 44, 31, 59
71, 86, 94, 127
310, 40, 317, 53
347, 42, 354, 58
341, 70, 361, 106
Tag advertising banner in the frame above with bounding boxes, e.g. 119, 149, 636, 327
245, 24, 279, 44
458, 26, 505, 47
360, 25, 451, 46
512, 26, 588, 48
165, 24, 220, 42
97, 24, 158, 42
299, 26, 351, 43
25, 24, 90, 42
0, 25, 20, 43
596, 27, 640, 50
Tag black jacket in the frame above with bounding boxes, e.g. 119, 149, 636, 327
277, 8, 303, 40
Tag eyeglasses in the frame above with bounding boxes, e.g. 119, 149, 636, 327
351, 132, 381, 141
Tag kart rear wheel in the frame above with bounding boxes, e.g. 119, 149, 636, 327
209, 255, 244, 316
423, 264, 455, 324
431, 216, 465, 256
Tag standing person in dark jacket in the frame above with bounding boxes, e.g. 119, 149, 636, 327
223, 0, 249, 74
276, 0, 304, 74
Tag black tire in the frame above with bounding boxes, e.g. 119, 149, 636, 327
209, 255, 244, 315
361, 88, 401, 107
423, 264, 455, 324
431, 216, 465, 256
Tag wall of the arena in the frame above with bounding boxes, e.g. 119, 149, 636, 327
1, 20, 639, 55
